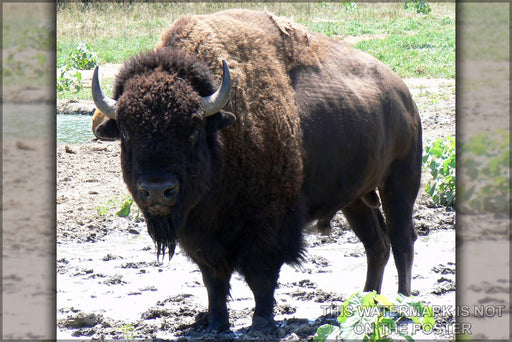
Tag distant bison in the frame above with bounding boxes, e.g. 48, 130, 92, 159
92, 9, 422, 332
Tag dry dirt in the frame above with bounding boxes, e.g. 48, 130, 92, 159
2, 138, 55, 339
53, 76, 457, 340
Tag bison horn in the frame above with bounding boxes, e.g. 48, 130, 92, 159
92, 66, 117, 120
202, 60, 232, 117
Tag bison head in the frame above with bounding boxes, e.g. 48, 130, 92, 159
92, 54, 235, 258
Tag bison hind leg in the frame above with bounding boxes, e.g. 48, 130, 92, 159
342, 199, 390, 293
361, 189, 381, 208
379, 160, 421, 296
311, 208, 339, 236
315, 213, 335, 236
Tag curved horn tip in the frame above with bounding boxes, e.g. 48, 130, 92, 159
221, 60, 231, 84
92, 64, 117, 120
202, 60, 232, 117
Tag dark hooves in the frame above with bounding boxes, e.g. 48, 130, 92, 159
250, 315, 277, 333
206, 321, 231, 334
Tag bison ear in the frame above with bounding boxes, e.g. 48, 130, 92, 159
206, 110, 236, 133
93, 117, 120, 141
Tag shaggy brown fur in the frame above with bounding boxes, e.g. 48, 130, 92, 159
155, 9, 316, 212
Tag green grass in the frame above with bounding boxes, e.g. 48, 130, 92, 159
457, 3, 509, 62
355, 26, 454, 78
57, 2, 455, 100
58, 36, 159, 66
58, 88, 99, 101
301, 8, 454, 37
58, 74, 115, 102
3, 3, 54, 49
304, 13, 455, 78
3, 3, 54, 87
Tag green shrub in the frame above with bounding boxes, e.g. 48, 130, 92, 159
69, 42, 98, 69
404, 0, 432, 15
57, 64, 83, 92
343, 1, 359, 12
422, 136, 456, 207
459, 130, 510, 213
314, 291, 434, 342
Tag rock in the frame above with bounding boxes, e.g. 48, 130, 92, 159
3, 86, 54, 103
57, 99, 96, 115
65, 146, 75, 154
63, 312, 103, 328
283, 332, 301, 340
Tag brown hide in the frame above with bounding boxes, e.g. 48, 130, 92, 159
90, 10, 422, 330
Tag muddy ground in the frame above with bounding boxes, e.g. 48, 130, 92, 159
54, 77, 457, 341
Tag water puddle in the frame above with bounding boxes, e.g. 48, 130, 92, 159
2, 103, 54, 139
57, 114, 95, 144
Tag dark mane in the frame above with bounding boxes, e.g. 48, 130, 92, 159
113, 47, 217, 100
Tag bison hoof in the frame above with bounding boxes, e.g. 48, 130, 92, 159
250, 315, 276, 332
206, 321, 230, 333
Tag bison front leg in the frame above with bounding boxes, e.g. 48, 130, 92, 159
241, 261, 282, 331
198, 264, 231, 332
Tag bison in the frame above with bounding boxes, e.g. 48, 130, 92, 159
91, 9, 422, 332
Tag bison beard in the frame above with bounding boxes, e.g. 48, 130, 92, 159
145, 212, 178, 260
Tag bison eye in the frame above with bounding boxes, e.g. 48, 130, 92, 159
189, 130, 199, 146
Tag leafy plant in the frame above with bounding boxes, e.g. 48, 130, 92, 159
95, 198, 118, 216
95, 196, 141, 220
117, 196, 142, 220
422, 136, 456, 207
57, 64, 83, 92
404, 0, 432, 15
116, 196, 133, 217
119, 324, 135, 340
69, 42, 98, 69
459, 130, 510, 213
314, 291, 434, 342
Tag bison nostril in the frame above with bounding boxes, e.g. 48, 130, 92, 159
164, 183, 179, 199
142, 189, 151, 199
164, 188, 173, 199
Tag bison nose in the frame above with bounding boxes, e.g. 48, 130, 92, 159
137, 174, 180, 207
